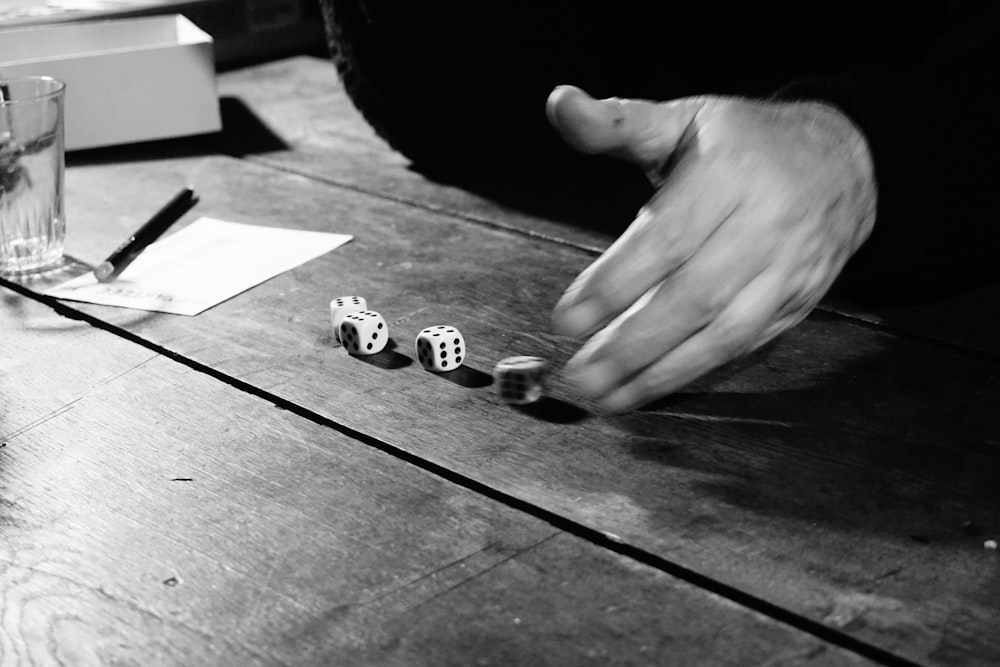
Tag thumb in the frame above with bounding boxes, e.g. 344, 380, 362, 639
545, 85, 704, 169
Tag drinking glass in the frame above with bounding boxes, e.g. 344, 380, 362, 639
0, 76, 66, 274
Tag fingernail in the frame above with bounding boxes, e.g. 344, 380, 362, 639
554, 298, 602, 338
547, 85, 584, 129
551, 84, 585, 102
598, 387, 638, 415
568, 356, 617, 399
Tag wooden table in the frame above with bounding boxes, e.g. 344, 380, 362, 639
2, 55, 999, 666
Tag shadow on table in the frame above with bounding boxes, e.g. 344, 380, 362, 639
413, 150, 653, 236
604, 329, 1000, 657
824, 280, 1000, 359
513, 397, 590, 425
66, 97, 289, 168
604, 311, 1000, 545
350, 340, 413, 370
435, 365, 492, 389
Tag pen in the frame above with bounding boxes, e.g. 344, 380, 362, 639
95, 186, 198, 283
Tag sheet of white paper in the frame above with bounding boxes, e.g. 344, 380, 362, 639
45, 217, 353, 316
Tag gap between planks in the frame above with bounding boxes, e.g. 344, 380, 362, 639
0, 278, 925, 667
229, 155, 1000, 366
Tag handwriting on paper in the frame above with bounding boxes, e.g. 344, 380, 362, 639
46, 217, 353, 315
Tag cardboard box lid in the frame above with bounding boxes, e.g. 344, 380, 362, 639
0, 15, 222, 150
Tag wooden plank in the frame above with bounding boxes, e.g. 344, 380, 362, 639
0, 290, 158, 437
215, 56, 1000, 356
214, 55, 641, 253
824, 287, 1000, 357
25, 153, 1000, 665
0, 290, 872, 665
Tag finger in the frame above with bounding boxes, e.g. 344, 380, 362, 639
597, 267, 796, 412
553, 161, 742, 338
565, 204, 769, 399
545, 85, 705, 169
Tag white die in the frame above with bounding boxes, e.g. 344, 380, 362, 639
494, 356, 547, 404
340, 310, 388, 355
330, 296, 367, 343
415, 326, 465, 372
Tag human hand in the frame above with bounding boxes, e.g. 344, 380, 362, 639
546, 86, 877, 412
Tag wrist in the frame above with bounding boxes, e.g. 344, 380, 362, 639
792, 101, 879, 250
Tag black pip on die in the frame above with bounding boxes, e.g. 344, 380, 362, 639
341, 311, 388, 355
416, 326, 465, 371
494, 356, 547, 404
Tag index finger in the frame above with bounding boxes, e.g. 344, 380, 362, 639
553, 159, 741, 338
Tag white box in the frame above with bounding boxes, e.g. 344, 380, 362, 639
0, 15, 222, 151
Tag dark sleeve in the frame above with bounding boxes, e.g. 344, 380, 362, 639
774, 4, 1000, 303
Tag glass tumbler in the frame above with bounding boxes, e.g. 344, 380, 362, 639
0, 76, 66, 274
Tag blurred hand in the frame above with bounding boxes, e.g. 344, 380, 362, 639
546, 86, 877, 412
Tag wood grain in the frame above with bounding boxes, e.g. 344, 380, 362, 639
0, 290, 158, 442
27, 147, 1000, 667
824, 286, 1000, 356
215, 55, 1000, 357
214, 56, 642, 251
0, 291, 872, 665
